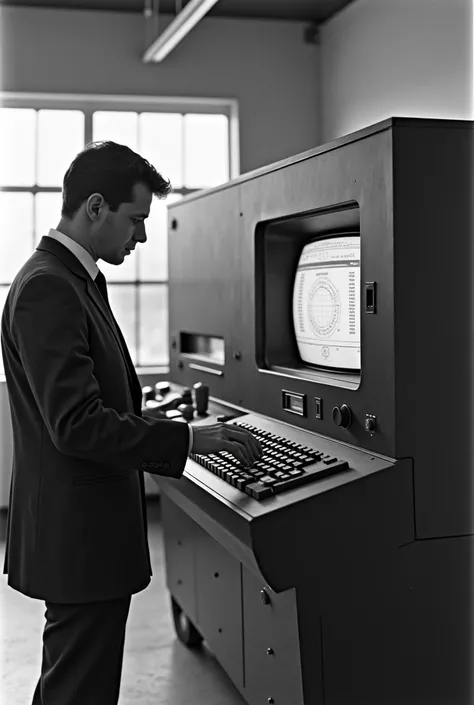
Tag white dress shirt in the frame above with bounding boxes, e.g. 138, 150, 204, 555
44, 229, 193, 455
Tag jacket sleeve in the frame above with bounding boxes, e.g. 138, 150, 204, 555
10, 272, 189, 477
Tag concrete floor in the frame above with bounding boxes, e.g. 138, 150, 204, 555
0, 498, 246, 705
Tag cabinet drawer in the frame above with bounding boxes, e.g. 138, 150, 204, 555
161, 495, 197, 623
243, 566, 304, 705
195, 529, 244, 690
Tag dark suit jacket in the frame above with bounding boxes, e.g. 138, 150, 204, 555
1, 236, 189, 603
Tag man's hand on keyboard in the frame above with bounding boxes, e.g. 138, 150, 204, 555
191, 423, 263, 468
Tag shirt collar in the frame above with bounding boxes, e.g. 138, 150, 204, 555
45, 229, 100, 281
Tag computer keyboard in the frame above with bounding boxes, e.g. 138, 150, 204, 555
190, 421, 349, 501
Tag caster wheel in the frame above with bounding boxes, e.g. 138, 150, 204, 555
170, 596, 203, 648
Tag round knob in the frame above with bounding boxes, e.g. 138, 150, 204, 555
266, 647, 274, 656
178, 403, 194, 421
145, 400, 161, 410
193, 382, 209, 415
233, 352, 241, 361
142, 385, 155, 401
181, 387, 193, 405
365, 417, 376, 433
154, 381, 170, 398
260, 588, 271, 605
268, 699, 275, 704
332, 404, 352, 429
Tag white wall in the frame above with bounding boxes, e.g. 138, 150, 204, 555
0, 5, 320, 175
319, 0, 473, 142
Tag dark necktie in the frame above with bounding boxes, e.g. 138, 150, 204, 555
95, 270, 110, 308
93, 268, 141, 406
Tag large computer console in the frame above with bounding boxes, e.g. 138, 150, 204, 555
154, 118, 474, 705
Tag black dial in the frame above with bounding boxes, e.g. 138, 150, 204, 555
155, 381, 171, 397
365, 417, 376, 433
332, 404, 352, 429
142, 385, 155, 401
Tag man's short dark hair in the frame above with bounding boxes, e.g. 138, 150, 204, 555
61, 140, 172, 218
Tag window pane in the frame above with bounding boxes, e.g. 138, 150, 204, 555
139, 113, 183, 188
184, 114, 229, 189
93, 112, 138, 151
0, 193, 34, 284
0, 285, 11, 375
37, 110, 85, 187
35, 192, 63, 244
138, 193, 181, 281
0, 109, 36, 186
98, 248, 137, 283
138, 284, 168, 366
107, 284, 137, 364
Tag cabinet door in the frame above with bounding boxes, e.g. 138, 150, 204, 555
243, 566, 304, 705
161, 495, 197, 623
195, 529, 244, 691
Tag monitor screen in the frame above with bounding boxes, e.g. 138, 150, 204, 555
292, 234, 361, 371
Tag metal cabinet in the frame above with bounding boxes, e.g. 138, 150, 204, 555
161, 495, 305, 705
242, 566, 304, 705
195, 528, 243, 691
161, 495, 198, 624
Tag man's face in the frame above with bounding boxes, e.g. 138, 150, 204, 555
93, 182, 153, 265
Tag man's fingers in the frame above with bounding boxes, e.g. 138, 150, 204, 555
223, 424, 263, 463
222, 440, 251, 467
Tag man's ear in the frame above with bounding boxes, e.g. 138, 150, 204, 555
86, 193, 107, 222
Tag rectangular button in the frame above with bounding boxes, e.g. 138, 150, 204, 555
245, 482, 274, 500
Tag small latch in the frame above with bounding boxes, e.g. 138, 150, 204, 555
364, 282, 376, 313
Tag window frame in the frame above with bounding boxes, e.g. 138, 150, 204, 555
0, 91, 240, 374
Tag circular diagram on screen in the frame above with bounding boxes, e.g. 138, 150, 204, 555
308, 277, 341, 338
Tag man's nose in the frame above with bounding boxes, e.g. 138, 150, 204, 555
135, 221, 147, 243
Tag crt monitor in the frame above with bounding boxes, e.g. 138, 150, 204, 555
292, 233, 361, 372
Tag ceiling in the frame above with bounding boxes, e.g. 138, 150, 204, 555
0, 0, 354, 23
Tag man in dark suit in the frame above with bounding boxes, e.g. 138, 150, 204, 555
1, 141, 262, 705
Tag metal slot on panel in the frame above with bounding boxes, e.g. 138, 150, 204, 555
180, 332, 225, 364
282, 390, 307, 416
188, 363, 224, 377
364, 282, 376, 313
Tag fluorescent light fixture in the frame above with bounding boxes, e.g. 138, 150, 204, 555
143, 0, 220, 63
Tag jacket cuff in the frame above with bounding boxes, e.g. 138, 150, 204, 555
188, 424, 193, 455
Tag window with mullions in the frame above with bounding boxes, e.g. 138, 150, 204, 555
0, 102, 232, 374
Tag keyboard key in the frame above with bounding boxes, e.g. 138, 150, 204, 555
289, 460, 305, 468
245, 482, 274, 500
262, 477, 278, 486
259, 475, 275, 483
273, 460, 349, 494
